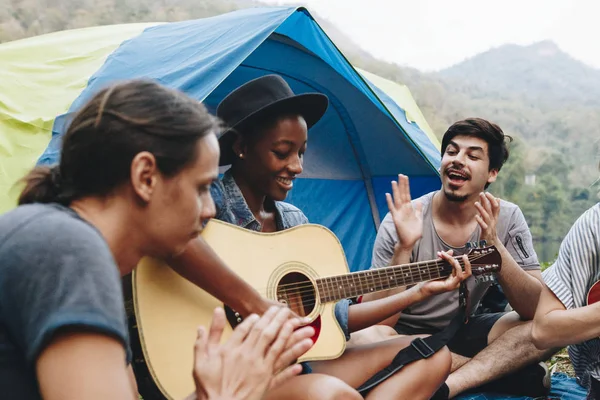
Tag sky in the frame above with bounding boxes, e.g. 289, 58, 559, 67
261, 0, 600, 72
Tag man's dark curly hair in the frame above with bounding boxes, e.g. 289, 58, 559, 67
441, 118, 512, 172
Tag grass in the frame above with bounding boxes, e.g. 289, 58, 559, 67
549, 348, 576, 377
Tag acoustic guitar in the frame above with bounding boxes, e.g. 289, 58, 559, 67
129, 219, 501, 399
587, 281, 600, 305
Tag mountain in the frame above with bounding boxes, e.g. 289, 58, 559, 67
439, 41, 600, 108
419, 41, 600, 186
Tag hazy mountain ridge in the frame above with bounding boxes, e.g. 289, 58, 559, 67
439, 40, 600, 107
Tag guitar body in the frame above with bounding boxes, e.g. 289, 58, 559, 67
587, 280, 600, 305
132, 220, 349, 399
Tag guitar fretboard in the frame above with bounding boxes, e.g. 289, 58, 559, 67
315, 260, 453, 303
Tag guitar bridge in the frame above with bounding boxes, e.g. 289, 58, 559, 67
224, 305, 243, 327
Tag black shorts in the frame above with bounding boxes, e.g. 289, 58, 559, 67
589, 377, 600, 399
397, 312, 506, 358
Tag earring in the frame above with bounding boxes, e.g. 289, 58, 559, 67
239, 153, 244, 159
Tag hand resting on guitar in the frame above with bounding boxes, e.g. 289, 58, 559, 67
346, 248, 472, 332
190, 306, 314, 400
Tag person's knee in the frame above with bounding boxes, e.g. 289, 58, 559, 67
348, 324, 399, 347
376, 325, 400, 338
433, 345, 452, 376
314, 376, 362, 400
271, 374, 361, 400
408, 338, 452, 377
488, 311, 527, 343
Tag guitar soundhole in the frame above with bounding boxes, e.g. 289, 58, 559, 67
277, 272, 316, 317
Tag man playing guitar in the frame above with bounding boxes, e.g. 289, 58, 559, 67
362, 118, 557, 398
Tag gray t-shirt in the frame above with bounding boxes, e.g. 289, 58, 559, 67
0, 203, 129, 399
371, 191, 540, 332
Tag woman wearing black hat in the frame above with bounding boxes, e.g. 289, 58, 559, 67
204, 74, 464, 399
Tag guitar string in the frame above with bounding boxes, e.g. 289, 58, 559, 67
251, 254, 493, 306
271, 273, 465, 310
267, 251, 494, 292
265, 252, 491, 294
220, 253, 497, 314
273, 255, 491, 310
247, 253, 496, 309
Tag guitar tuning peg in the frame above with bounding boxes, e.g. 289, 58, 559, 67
479, 240, 487, 248
472, 241, 479, 249
465, 242, 472, 249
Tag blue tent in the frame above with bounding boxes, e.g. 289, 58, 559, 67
37, 6, 441, 270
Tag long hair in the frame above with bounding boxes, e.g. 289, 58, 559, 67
19, 80, 219, 206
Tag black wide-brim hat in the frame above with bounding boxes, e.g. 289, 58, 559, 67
216, 74, 329, 166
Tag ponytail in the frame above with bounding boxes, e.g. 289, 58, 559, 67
18, 166, 71, 206
18, 80, 218, 207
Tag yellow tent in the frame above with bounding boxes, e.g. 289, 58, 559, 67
0, 23, 156, 214
356, 67, 440, 149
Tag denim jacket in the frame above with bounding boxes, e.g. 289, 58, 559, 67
210, 169, 351, 340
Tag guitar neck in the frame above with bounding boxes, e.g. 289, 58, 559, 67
316, 258, 460, 303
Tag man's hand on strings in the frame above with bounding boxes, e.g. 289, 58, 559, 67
417, 250, 472, 298
386, 174, 423, 251
475, 192, 501, 247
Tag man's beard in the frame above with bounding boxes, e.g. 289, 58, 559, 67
443, 188, 469, 203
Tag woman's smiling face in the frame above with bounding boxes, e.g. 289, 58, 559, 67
239, 115, 308, 201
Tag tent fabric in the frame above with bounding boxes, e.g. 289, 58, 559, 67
1, 6, 441, 269
357, 68, 441, 150
0, 23, 157, 214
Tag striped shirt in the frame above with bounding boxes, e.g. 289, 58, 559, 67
542, 202, 600, 390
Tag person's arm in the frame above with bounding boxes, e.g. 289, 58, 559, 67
169, 181, 277, 318
37, 332, 136, 400
532, 283, 600, 349
475, 192, 542, 319
348, 251, 472, 332
361, 175, 422, 325
532, 204, 600, 348
127, 365, 139, 397
169, 237, 274, 317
